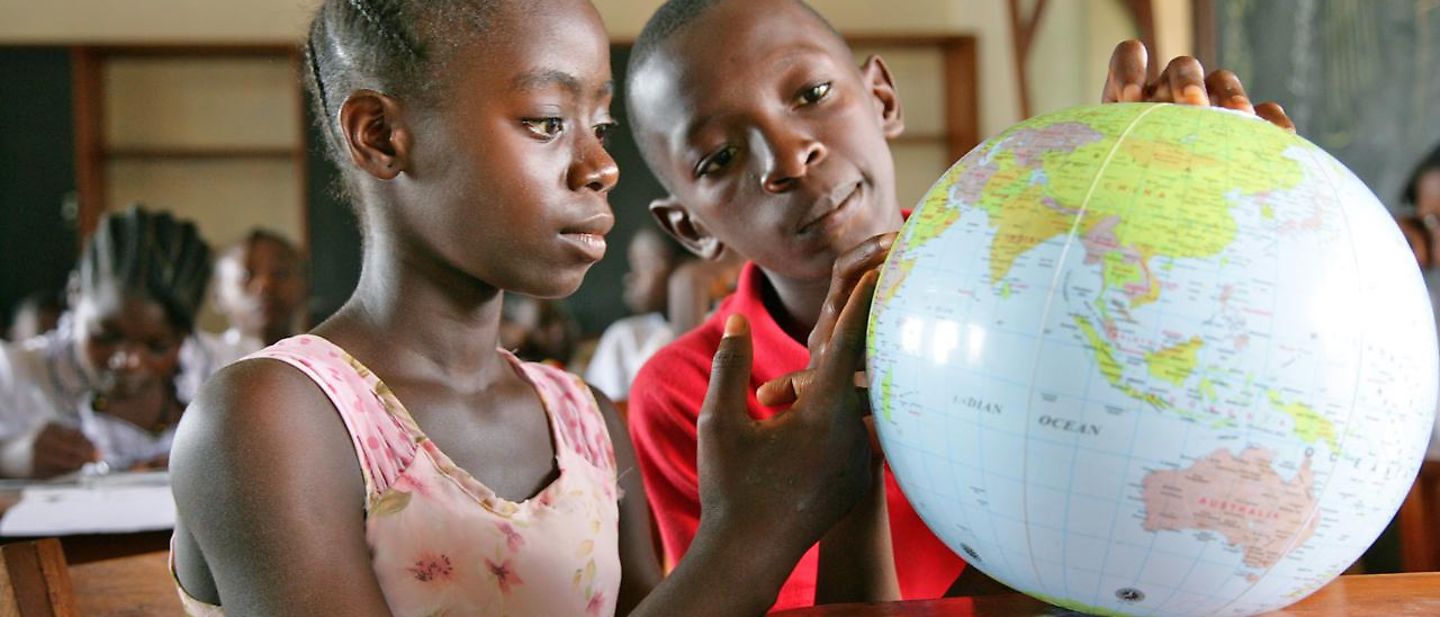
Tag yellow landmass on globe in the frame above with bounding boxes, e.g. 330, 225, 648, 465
905, 167, 966, 252
1146, 337, 1204, 386
879, 368, 896, 423
1074, 315, 1125, 385
972, 105, 1305, 294
1073, 315, 1170, 412
1267, 390, 1339, 452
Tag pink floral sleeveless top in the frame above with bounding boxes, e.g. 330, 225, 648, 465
174, 335, 622, 616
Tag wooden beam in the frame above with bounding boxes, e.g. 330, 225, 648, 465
1192, 0, 1218, 69
70, 47, 105, 244
942, 37, 980, 162
1124, 0, 1160, 79
1007, 0, 1050, 119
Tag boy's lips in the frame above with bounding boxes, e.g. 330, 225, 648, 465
797, 181, 863, 236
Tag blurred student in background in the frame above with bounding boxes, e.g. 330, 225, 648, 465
5, 289, 65, 343
501, 293, 582, 368
0, 207, 212, 477
212, 229, 306, 350
585, 227, 692, 401
1394, 143, 1440, 460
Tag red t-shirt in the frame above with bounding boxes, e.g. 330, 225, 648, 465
628, 262, 966, 612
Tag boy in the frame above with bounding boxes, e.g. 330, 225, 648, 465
624, 0, 1288, 610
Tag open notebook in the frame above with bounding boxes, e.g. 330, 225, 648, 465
0, 471, 173, 536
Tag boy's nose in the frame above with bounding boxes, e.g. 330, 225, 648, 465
761, 131, 827, 194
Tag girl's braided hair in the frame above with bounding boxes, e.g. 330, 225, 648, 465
79, 207, 213, 332
302, 0, 499, 174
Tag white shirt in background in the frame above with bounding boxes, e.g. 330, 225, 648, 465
0, 322, 254, 477
585, 313, 674, 402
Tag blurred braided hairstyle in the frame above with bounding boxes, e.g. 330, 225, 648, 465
79, 207, 213, 333
302, 0, 500, 183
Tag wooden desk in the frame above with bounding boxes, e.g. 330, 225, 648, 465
773, 573, 1440, 616
0, 484, 172, 565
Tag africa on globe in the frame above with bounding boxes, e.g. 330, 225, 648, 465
867, 103, 1438, 616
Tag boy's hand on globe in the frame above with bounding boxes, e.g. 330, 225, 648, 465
1102, 39, 1296, 132
695, 272, 879, 562
758, 232, 896, 409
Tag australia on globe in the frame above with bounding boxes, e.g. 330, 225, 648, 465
867, 102, 1438, 616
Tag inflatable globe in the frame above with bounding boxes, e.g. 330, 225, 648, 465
867, 103, 1438, 616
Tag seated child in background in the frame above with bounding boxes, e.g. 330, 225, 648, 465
0, 207, 212, 477
1393, 143, 1440, 460
622, 0, 1296, 610
585, 226, 693, 401
5, 289, 65, 343
501, 293, 583, 368
211, 228, 307, 350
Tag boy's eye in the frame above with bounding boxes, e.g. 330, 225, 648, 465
522, 117, 566, 139
594, 121, 618, 145
796, 82, 833, 106
696, 146, 738, 178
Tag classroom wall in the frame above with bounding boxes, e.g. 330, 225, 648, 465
2, 0, 1191, 335
0, 0, 1179, 140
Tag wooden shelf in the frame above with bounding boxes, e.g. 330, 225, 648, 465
105, 146, 300, 160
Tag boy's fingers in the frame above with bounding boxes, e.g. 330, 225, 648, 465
808, 233, 896, 364
699, 314, 754, 437
1255, 102, 1296, 132
1103, 39, 1147, 103
1152, 56, 1207, 105
812, 271, 880, 397
757, 370, 805, 407
1204, 69, 1255, 114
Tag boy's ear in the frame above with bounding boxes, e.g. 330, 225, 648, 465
650, 196, 727, 261
339, 89, 410, 181
860, 55, 905, 139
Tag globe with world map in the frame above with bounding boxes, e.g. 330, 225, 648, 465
867, 103, 1438, 616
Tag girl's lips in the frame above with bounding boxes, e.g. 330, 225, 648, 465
561, 232, 607, 262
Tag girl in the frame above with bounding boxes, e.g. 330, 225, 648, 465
168, 1, 880, 615
0, 207, 212, 477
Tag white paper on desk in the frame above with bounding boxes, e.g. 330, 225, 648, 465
0, 484, 175, 536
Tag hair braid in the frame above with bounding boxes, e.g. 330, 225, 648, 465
80, 207, 213, 333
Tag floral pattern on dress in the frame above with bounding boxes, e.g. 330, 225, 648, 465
172, 336, 621, 617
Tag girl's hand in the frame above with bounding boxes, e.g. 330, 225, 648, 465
1102, 39, 1296, 132
32, 422, 98, 478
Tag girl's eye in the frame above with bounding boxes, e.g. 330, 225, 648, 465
797, 82, 832, 106
697, 146, 738, 178
522, 117, 565, 139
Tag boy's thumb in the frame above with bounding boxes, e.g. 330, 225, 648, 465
699, 314, 753, 436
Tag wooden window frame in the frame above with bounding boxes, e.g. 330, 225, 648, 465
70, 44, 308, 248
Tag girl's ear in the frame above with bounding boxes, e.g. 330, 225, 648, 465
339, 89, 411, 180
860, 55, 905, 139
650, 196, 727, 261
